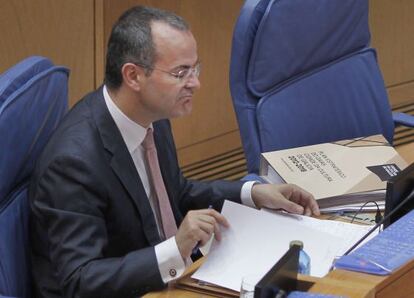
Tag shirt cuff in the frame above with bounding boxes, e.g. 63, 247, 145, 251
154, 236, 186, 283
240, 180, 259, 208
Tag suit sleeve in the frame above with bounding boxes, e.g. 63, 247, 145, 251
176, 176, 244, 213
31, 155, 164, 298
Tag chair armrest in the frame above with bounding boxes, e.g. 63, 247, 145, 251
392, 112, 414, 128
241, 173, 267, 183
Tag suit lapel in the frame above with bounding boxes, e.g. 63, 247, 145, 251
90, 88, 161, 246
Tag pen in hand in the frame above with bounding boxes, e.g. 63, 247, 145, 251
192, 205, 213, 254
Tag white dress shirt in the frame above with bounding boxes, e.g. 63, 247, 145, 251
103, 86, 257, 283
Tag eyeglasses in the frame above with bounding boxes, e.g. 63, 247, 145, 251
135, 62, 201, 82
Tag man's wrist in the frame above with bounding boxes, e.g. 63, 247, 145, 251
154, 236, 186, 283
240, 180, 259, 208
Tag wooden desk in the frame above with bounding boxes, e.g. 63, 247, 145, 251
144, 258, 414, 298
144, 213, 413, 297
144, 259, 232, 298
308, 258, 414, 298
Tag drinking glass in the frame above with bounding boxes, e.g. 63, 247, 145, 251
240, 274, 260, 298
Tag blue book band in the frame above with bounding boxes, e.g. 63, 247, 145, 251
335, 209, 414, 275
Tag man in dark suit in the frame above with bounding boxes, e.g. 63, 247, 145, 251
30, 6, 319, 298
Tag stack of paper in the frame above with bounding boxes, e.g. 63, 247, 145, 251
320, 201, 385, 213
260, 135, 407, 211
192, 201, 376, 292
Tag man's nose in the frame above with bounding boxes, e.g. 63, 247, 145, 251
185, 74, 201, 90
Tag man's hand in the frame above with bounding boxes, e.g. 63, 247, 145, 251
251, 184, 320, 216
175, 209, 229, 259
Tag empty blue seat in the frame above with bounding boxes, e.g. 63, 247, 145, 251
230, 0, 414, 174
0, 56, 69, 298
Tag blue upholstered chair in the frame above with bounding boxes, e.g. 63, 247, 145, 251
230, 0, 414, 174
0, 56, 69, 298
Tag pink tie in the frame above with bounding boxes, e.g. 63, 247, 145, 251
142, 128, 178, 239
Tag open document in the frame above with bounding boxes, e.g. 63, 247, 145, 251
192, 201, 375, 292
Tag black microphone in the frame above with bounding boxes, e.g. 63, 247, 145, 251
343, 187, 414, 256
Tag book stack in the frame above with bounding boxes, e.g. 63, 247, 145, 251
259, 135, 407, 212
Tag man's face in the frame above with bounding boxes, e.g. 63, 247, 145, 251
138, 22, 201, 122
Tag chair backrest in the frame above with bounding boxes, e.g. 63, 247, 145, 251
0, 56, 69, 298
230, 0, 394, 173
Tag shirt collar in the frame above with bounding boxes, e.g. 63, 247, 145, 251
103, 85, 151, 153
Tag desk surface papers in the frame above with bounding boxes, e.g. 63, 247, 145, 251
192, 201, 375, 292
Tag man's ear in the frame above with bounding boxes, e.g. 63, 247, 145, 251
121, 63, 145, 91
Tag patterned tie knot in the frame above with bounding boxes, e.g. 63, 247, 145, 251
142, 128, 155, 150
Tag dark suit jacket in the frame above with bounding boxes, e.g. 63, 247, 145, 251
29, 87, 243, 298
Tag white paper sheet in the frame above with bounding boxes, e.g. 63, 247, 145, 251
261, 209, 376, 248
192, 201, 374, 292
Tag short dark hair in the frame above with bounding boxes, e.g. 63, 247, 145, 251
104, 6, 189, 89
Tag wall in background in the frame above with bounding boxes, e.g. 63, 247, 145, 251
370, 0, 414, 106
370, 0, 414, 161
0, 0, 97, 107
1, 0, 413, 166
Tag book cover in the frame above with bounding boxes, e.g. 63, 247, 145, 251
260, 135, 407, 208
